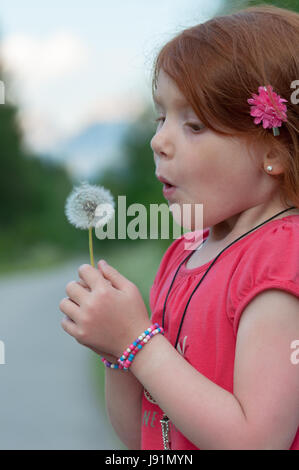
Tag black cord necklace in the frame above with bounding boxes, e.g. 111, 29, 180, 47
162, 206, 296, 350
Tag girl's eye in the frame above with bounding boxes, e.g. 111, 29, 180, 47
153, 117, 165, 130
153, 117, 204, 133
186, 123, 204, 132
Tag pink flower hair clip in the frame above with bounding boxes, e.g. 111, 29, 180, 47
247, 85, 288, 136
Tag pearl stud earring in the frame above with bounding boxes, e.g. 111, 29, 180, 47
266, 165, 273, 172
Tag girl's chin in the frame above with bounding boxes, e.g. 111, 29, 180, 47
168, 202, 201, 232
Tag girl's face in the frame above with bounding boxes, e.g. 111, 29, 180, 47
151, 69, 286, 239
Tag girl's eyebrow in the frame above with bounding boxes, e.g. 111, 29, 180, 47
153, 93, 192, 110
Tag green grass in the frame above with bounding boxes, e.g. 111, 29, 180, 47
0, 242, 76, 278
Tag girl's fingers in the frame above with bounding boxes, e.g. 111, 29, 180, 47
77, 264, 112, 289
78, 264, 102, 290
77, 279, 91, 290
98, 262, 112, 286
59, 297, 80, 323
97, 261, 128, 291
61, 314, 79, 338
65, 280, 88, 305
77, 263, 112, 289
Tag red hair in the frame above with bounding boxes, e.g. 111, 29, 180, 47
152, 4, 299, 208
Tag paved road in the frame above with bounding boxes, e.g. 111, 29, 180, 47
0, 258, 125, 450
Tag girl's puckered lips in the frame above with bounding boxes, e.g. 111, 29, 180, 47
156, 173, 178, 200
155, 173, 176, 187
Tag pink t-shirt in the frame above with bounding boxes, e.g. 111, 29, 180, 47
141, 215, 299, 450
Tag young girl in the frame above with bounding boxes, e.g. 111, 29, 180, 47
59, 5, 299, 450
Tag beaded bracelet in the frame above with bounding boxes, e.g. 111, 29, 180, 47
100, 356, 122, 370
118, 323, 164, 370
100, 323, 164, 371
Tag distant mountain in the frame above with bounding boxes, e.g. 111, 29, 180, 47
42, 120, 130, 182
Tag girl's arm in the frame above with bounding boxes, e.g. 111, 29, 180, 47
105, 366, 143, 450
130, 289, 299, 450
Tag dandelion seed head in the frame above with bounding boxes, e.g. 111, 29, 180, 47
65, 181, 115, 230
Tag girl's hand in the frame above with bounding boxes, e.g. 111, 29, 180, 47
62, 277, 117, 362
59, 260, 151, 358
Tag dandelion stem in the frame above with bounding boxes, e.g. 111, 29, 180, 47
89, 226, 95, 267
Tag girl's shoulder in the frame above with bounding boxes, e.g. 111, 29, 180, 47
227, 215, 299, 335
247, 214, 299, 256
232, 214, 299, 281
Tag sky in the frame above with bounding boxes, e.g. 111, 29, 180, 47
0, 0, 223, 153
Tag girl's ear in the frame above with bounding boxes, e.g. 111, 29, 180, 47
263, 159, 285, 176
263, 145, 285, 176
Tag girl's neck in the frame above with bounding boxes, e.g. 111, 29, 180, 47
207, 203, 299, 246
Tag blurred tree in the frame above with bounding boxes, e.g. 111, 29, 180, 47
243, 0, 299, 11
0, 59, 84, 267
219, 0, 299, 14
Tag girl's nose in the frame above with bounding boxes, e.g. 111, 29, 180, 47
150, 125, 173, 159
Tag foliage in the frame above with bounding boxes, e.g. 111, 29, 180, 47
0, 66, 85, 266
219, 0, 299, 14
243, 0, 299, 11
